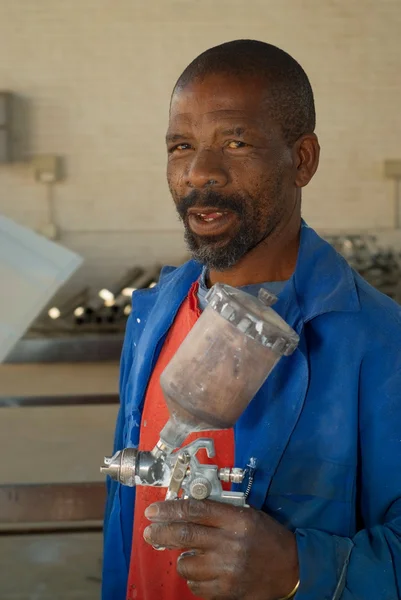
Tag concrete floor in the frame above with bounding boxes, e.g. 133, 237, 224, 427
0, 532, 102, 599
0, 361, 120, 599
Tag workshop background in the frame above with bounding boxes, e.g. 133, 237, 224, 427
1, 1, 401, 599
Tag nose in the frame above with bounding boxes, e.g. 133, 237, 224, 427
186, 149, 228, 189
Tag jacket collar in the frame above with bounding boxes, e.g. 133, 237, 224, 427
292, 221, 360, 322
154, 221, 360, 324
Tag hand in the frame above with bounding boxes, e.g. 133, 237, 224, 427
144, 499, 299, 600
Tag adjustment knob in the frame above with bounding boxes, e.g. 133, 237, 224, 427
230, 468, 245, 484
100, 448, 138, 487
189, 477, 212, 500
218, 467, 245, 484
218, 467, 231, 483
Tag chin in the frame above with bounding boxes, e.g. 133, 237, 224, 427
190, 245, 246, 272
184, 226, 251, 271
190, 231, 233, 248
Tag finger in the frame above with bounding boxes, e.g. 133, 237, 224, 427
178, 548, 246, 590
176, 552, 217, 582
144, 522, 222, 551
186, 578, 234, 600
145, 498, 247, 528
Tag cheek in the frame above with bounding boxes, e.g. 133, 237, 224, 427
227, 160, 261, 192
166, 163, 175, 189
228, 150, 276, 187
231, 168, 274, 200
167, 162, 187, 195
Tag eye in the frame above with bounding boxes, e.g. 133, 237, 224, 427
226, 140, 248, 149
168, 143, 193, 153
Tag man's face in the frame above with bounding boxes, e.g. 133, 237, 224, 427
166, 73, 297, 271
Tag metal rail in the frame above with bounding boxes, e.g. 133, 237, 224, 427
5, 333, 125, 363
0, 393, 117, 535
0, 524, 103, 536
0, 393, 119, 408
0, 482, 106, 524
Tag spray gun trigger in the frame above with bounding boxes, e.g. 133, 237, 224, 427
165, 450, 191, 501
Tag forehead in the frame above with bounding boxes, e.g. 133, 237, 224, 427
169, 74, 273, 129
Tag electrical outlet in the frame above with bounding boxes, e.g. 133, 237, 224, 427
384, 160, 401, 179
37, 222, 59, 240
0, 92, 12, 163
0, 130, 7, 162
31, 154, 62, 183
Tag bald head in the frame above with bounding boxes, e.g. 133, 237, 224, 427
173, 39, 316, 146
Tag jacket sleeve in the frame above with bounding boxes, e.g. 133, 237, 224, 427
103, 313, 133, 534
294, 357, 401, 599
102, 314, 135, 600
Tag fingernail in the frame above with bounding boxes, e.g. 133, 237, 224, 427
145, 505, 159, 519
143, 526, 151, 541
179, 551, 196, 559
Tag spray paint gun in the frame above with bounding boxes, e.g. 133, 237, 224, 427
101, 284, 299, 508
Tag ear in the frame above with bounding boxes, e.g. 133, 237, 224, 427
294, 133, 320, 188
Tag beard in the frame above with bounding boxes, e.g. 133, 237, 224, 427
175, 188, 282, 271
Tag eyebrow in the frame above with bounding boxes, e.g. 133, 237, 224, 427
166, 125, 254, 144
165, 133, 190, 144
219, 126, 247, 137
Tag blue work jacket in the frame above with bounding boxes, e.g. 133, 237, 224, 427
103, 223, 401, 600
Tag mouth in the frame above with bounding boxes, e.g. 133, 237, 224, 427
187, 208, 239, 236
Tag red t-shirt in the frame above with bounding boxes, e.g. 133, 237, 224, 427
127, 284, 235, 600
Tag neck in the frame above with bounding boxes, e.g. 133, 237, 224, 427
208, 211, 301, 288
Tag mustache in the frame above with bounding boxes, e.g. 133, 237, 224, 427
176, 189, 246, 220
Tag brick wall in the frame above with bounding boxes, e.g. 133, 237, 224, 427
1, 1, 401, 292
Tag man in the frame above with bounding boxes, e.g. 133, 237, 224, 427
103, 40, 401, 600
